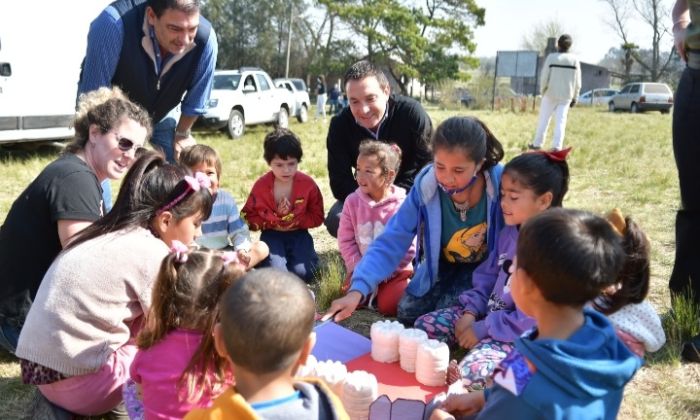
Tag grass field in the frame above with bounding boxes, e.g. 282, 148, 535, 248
1, 105, 699, 419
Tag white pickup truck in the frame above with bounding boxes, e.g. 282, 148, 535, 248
197, 68, 298, 139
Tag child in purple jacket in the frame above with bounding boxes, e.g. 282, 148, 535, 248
415, 148, 571, 389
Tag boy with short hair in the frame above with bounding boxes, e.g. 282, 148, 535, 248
431, 209, 643, 420
179, 144, 269, 269
241, 129, 324, 282
185, 268, 348, 420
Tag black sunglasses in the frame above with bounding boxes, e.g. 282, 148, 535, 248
116, 135, 140, 152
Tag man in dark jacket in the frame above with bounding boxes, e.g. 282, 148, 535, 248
325, 61, 433, 237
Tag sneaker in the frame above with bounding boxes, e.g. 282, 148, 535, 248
681, 334, 700, 363
527, 143, 541, 150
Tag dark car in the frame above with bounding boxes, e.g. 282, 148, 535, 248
460, 92, 476, 108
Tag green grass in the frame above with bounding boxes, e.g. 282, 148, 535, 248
1, 105, 699, 418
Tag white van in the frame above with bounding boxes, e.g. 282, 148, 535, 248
0, 1, 109, 144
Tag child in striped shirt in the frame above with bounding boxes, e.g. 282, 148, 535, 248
180, 145, 269, 269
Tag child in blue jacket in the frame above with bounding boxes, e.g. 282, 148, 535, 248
431, 209, 643, 420
325, 116, 505, 325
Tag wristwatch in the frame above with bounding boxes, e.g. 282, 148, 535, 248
175, 129, 191, 139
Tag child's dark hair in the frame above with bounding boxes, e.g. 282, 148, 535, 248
358, 140, 402, 182
138, 248, 245, 401
179, 144, 222, 178
431, 116, 504, 170
504, 151, 570, 207
67, 150, 213, 249
517, 208, 628, 307
593, 210, 651, 314
263, 128, 303, 164
219, 268, 315, 374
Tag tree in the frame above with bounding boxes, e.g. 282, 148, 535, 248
600, 0, 675, 82
319, 0, 484, 93
202, 0, 310, 77
414, 0, 484, 93
520, 18, 567, 53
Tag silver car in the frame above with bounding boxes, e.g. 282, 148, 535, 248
608, 82, 673, 114
577, 88, 618, 106
274, 78, 310, 123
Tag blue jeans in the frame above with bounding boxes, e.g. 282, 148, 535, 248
260, 229, 319, 282
150, 111, 178, 163
396, 261, 478, 325
0, 321, 20, 354
101, 181, 113, 213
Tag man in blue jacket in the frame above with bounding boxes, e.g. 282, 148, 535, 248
78, 0, 217, 163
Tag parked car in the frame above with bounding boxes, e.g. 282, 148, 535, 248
459, 91, 476, 108
197, 68, 295, 138
274, 78, 310, 123
608, 82, 673, 114
577, 88, 618, 106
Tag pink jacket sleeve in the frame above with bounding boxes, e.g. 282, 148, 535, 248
338, 195, 363, 272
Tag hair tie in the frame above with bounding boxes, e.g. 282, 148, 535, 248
606, 208, 627, 236
170, 240, 189, 263
533, 147, 572, 162
221, 251, 241, 266
157, 172, 211, 214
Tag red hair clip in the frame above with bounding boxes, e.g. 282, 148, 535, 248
533, 147, 572, 162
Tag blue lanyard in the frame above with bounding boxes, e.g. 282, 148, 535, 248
148, 25, 164, 77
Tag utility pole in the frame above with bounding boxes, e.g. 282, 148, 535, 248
285, 2, 293, 78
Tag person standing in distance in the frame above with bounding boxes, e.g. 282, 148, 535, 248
78, 0, 218, 163
325, 61, 433, 237
529, 34, 581, 151
670, 0, 700, 363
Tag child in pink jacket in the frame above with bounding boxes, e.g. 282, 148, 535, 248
338, 140, 416, 316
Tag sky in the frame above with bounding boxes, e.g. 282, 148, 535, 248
472, 0, 675, 64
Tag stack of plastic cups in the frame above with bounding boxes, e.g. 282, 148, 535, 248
415, 339, 450, 386
370, 320, 404, 363
341, 370, 378, 420
295, 354, 317, 378
314, 360, 348, 397
398, 328, 428, 373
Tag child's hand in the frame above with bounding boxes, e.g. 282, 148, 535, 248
277, 197, 291, 215
236, 249, 251, 269
439, 391, 485, 417
429, 408, 456, 420
275, 220, 299, 231
456, 326, 479, 349
455, 313, 476, 337
324, 291, 363, 322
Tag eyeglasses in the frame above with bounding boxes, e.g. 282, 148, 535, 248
353, 168, 387, 180
114, 133, 140, 153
